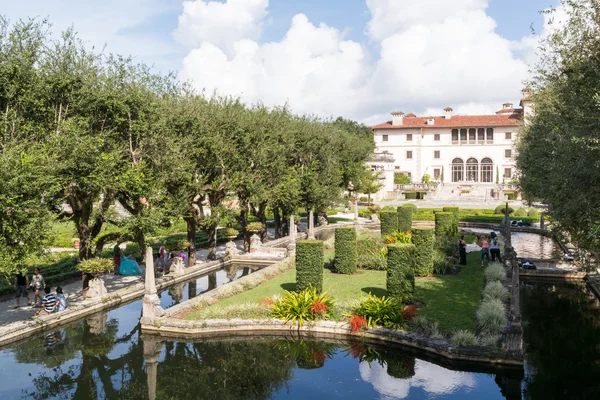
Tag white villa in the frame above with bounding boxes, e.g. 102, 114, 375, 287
370, 89, 532, 198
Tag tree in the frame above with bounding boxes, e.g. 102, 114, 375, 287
516, 0, 600, 268
356, 168, 384, 204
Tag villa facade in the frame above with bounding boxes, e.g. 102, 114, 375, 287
370, 90, 532, 194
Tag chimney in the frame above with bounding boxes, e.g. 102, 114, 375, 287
391, 111, 404, 126
503, 102, 513, 110
444, 107, 453, 119
426, 118, 435, 126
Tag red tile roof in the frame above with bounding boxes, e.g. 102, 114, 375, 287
405, 112, 417, 117
495, 108, 523, 115
372, 113, 522, 130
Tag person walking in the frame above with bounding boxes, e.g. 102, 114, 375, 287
29, 268, 45, 307
458, 235, 467, 265
14, 271, 32, 308
490, 238, 503, 262
480, 236, 490, 266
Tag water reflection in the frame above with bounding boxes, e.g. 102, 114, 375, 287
466, 228, 562, 260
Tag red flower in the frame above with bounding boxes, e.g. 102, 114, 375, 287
310, 301, 329, 317
401, 305, 417, 321
350, 314, 368, 333
259, 298, 274, 307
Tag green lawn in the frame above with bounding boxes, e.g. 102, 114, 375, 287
186, 241, 484, 333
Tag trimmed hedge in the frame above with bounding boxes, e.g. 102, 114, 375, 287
333, 227, 358, 274
380, 211, 398, 237
386, 243, 416, 301
435, 212, 454, 236
402, 204, 418, 213
411, 228, 435, 277
442, 206, 459, 235
397, 207, 413, 232
296, 240, 324, 293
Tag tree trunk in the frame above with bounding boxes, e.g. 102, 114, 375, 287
207, 223, 217, 260
258, 202, 268, 242
274, 207, 282, 238
186, 217, 197, 266
77, 223, 93, 260
239, 206, 250, 252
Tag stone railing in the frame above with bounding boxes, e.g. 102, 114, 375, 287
395, 183, 438, 191
369, 152, 395, 162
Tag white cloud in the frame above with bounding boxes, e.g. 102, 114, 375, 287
178, 0, 549, 122
359, 359, 476, 398
174, 0, 268, 54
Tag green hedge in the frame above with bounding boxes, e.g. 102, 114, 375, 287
411, 228, 435, 277
442, 207, 459, 235
333, 227, 358, 274
435, 212, 454, 236
402, 204, 417, 213
380, 211, 398, 236
296, 240, 324, 293
396, 207, 413, 233
386, 243, 415, 301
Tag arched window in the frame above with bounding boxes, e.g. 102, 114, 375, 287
452, 158, 464, 182
481, 158, 493, 182
466, 158, 479, 182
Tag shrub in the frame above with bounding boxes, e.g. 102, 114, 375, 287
359, 196, 368, 202
402, 204, 417, 213
386, 243, 416, 301
380, 211, 398, 236
382, 205, 396, 211
394, 173, 411, 185
357, 238, 387, 270
350, 314, 368, 333
246, 222, 264, 232
494, 204, 514, 215
483, 281, 510, 302
476, 299, 508, 334
296, 240, 324, 293
123, 243, 142, 260
450, 330, 479, 346
350, 293, 404, 328
421, 173, 431, 184
272, 287, 334, 325
442, 207, 459, 235
358, 209, 372, 218
397, 206, 413, 232
165, 239, 189, 252
484, 263, 507, 282
479, 333, 500, 348
368, 205, 381, 214
527, 208, 540, 217
77, 258, 114, 275
434, 212, 454, 236
333, 227, 358, 274
409, 316, 443, 338
383, 230, 412, 244
222, 227, 239, 237
411, 228, 435, 276
513, 207, 527, 217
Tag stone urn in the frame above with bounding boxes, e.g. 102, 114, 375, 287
249, 234, 262, 253
87, 276, 108, 299
169, 256, 185, 275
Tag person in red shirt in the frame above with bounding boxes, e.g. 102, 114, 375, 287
480, 236, 490, 266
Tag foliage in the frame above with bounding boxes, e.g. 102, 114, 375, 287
483, 281, 510, 302
386, 243, 416, 301
433, 235, 460, 274
479, 333, 500, 348
271, 287, 334, 325
476, 298, 508, 335
450, 330, 479, 346
349, 314, 368, 333
513, 207, 527, 217
434, 212, 454, 236
333, 227, 358, 274
379, 211, 398, 237
421, 174, 431, 184
394, 173, 411, 185
357, 238, 387, 270
383, 230, 412, 245
495, 205, 514, 215
484, 263, 507, 282
396, 206, 413, 232
527, 208, 540, 217
349, 293, 406, 328
222, 227, 240, 237
408, 316, 443, 338
123, 243, 142, 261
368, 205, 381, 214
165, 239, 190, 252
246, 222, 264, 232
402, 204, 418, 213
77, 258, 113, 275
442, 207, 460, 235
411, 228, 435, 277
295, 240, 324, 293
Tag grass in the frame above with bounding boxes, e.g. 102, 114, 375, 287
186, 234, 485, 333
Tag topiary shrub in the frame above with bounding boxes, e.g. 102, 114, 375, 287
333, 227, 358, 274
296, 240, 324, 293
527, 208, 540, 217
397, 206, 413, 232
434, 212, 454, 236
380, 211, 398, 236
402, 204, 417, 213
442, 207, 459, 235
494, 204, 514, 215
411, 228, 435, 277
513, 207, 527, 217
386, 243, 416, 301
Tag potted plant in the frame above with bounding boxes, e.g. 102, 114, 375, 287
78, 258, 114, 299
165, 239, 190, 253
246, 222, 264, 234
222, 227, 239, 241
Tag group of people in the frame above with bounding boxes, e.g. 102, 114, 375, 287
458, 233, 503, 266
112, 244, 143, 276
14, 269, 67, 315
155, 245, 187, 275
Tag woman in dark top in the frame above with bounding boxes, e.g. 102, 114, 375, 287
459, 235, 467, 265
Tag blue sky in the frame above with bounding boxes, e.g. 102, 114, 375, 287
0, 0, 561, 121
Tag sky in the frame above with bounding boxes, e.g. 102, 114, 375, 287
0, 0, 561, 124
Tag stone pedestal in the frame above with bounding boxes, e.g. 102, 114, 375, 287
225, 241, 239, 257
250, 234, 262, 252
287, 215, 297, 255
371, 213, 380, 223
169, 256, 185, 275
318, 214, 328, 227
308, 210, 315, 240
87, 277, 107, 299
142, 247, 165, 324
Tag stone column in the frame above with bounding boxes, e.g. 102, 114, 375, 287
308, 209, 315, 240
354, 196, 359, 225
540, 212, 545, 230
503, 202, 512, 251
507, 246, 521, 321
142, 247, 165, 324
287, 215, 296, 254
142, 335, 162, 400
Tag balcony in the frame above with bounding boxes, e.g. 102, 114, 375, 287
370, 152, 395, 162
